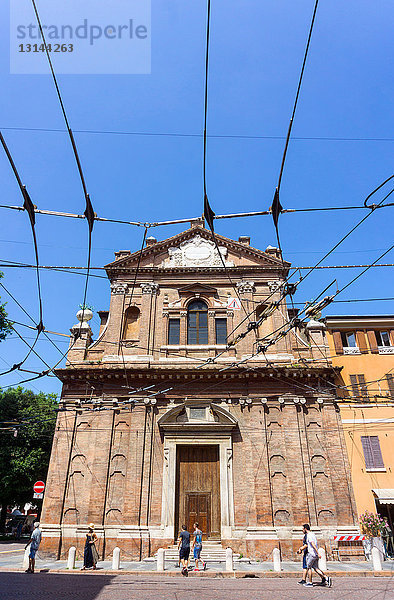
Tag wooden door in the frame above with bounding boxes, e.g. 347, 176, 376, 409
175, 445, 220, 539
186, 492, 210, 537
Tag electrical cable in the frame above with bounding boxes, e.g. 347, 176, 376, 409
225, 246, 394, 374
334, 244, 394, 297
2, 125, 394, 143
0, 132, 44, 374
1, 197, 393, 229
118, 228, 148, 389
199, 0, 260, 333
270, 0, 320, 254
213, 180, 394, 346
30, 0, 96, 336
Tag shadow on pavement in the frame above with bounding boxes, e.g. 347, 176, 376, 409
0, 572, 117, 600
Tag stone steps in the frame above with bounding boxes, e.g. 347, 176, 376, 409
144, 542, 241, 563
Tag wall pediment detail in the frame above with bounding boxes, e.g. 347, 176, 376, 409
158, 402, 237, 432
162, 235, 234, 268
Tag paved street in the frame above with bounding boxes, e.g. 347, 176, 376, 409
0, 572, 393, 600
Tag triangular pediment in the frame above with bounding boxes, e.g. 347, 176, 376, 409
105, 226, 290, 272
178, 283, 217, 295
158, 402, 238, 432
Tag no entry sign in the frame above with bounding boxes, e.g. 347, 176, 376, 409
33, 481, 45, 494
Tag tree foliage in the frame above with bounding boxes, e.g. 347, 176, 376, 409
0, 272, 12, 342
0, 387, 58, 525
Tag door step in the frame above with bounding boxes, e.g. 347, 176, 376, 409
145, 542, 241, 562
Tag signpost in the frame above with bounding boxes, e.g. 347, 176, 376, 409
33, 481, 45, 500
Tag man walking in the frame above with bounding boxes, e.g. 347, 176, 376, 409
25, 521, 42, 574
177, 524, 190, 576
302, 524, 332, 587
192, 522, 206, 571
296, 529, 308, 585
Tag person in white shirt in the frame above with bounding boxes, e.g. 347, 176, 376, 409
302, 524, 332, 587
24, 521, 42, 574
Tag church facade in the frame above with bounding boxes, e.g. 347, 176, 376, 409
41, 224, 358, 560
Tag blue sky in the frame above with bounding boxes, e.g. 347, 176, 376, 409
0, 0, 393, 396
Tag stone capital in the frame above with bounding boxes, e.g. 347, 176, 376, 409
110, 282, 128, 295
236, 281, 255, 294
140, 282, 159, 295
268, 280, 282, 293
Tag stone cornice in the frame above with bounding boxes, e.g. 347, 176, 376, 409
107, 266, 289, 278
105, 226, 291, 272
324, 315, 394, 329
55, 364, 339, 382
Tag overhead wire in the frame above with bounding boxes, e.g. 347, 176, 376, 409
1, 198, 393, 229
30, 0, 96, 335
0, 132, 44, 374
211, 178, 394, 348
2, 125, 394, 143
224, 245, 394, 373
118, 228, 149, 389
2, 258, 394, 274
199, 0, 261, 337
270, 0, 320, 254
1, 4, 391, 400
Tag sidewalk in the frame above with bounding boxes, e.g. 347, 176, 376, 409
1, 545, 393, 576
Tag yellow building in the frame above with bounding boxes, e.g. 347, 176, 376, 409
324, 315, 394, 534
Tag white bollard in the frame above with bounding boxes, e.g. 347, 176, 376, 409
67, 546, 76, 570
157, 548, 165, 572
273, 547, 281, 572
112, 547, 121, 570
22, 546, 30, 570
226, 547, 233, 572
318, 547, 327, 571
372, 546, 382, 571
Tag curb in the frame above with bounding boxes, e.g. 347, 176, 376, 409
0, 568, 392, 578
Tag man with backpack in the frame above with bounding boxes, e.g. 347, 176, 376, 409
192, 522, 206, 571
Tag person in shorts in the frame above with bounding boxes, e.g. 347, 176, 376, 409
296, 530, 308, 584
178, 525, 190, 576
192, 522, 206, 571
25, 521, 42, 574
303, 524, 332, 587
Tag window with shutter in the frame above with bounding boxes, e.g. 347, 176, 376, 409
387, 374, 394, 397
375, 331, 391, 347
341, 331, 357, 347
215, 318, 227, 345
349, 374, 359, 398
168, 318, 180, 345
358, 374, 368, 400
332, 331, 343, 354
367, 330, 379, 353
361, 435, 384, 469
361, 436, 384, 469
356, 331, 368, 353
361, 436, 374, 469
349, 374, 369, 400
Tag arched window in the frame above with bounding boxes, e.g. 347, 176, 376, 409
187, 300, 208, 344
122, 306, 140, 339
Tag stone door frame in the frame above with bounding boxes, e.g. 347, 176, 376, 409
161, 434, 234, 539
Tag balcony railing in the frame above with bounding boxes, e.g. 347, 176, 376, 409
343, 347, 361, 355
378, 346, 394, 354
